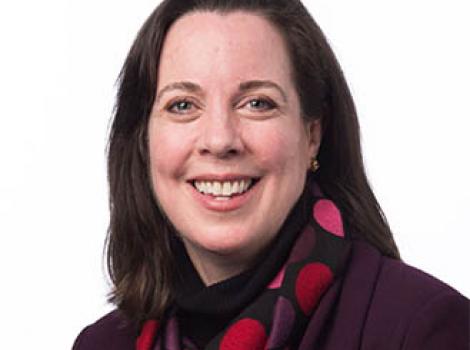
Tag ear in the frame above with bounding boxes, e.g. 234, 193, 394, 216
305, 118, 322, 165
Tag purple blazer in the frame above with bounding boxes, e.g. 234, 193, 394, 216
73, 241, 469, 349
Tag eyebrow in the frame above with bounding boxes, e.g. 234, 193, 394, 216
155, 79, 288, 104
238, 80, 288, 103
155, 81, 204, 104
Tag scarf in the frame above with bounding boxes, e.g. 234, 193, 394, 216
136, 185, 351, 350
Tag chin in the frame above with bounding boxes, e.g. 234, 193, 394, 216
185, 227, 262, 257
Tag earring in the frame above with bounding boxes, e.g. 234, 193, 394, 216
310, 158, 320, 172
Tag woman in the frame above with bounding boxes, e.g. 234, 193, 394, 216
73, 0, 468, 349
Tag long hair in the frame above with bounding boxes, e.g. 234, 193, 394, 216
106, 0, 400, 326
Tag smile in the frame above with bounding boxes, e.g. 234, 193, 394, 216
190, 178, 259, 200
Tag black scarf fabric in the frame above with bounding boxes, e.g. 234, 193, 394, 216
136, 185, 351, 350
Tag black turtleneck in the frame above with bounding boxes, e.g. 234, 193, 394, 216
172, 189, 312, 347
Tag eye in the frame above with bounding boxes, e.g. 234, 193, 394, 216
167, 99, 195, 114
244, 98, 276, 111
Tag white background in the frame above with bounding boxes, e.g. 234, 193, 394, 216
0, 1, 468, 348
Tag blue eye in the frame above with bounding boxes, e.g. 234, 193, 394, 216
246, 98, 275, 110
168, 100, 194, 113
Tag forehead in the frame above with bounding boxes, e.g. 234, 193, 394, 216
157, 11, 293, 88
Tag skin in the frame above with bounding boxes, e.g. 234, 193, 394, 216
148, 11, 321, 285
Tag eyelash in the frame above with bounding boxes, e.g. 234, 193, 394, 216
167, 99, 196, 114
243, 98, 277, 111
165, 97, 278, 115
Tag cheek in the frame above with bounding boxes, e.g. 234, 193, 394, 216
248, 124, 309, 173
148, 122, 193, 178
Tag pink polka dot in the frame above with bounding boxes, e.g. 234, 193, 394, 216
136, 320, 159, 350
267, 265, 286, 289
313, 199, 344, 237
295, 263, 333, 315
220, 319, 267, 350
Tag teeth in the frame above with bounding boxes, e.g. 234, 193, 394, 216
194, 179, 254, 197
231, 181, 239, 193
213, 182, 222, 194
242, 180, 250, 192
222, 182, 231, 196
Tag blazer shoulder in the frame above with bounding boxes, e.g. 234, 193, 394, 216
352, 240, 465, 304
360, 243, 469, 349
401, 289, 469, 350
379, 255, 462, 296
72, 310, 136, 350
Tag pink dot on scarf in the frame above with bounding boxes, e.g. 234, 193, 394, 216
220, 318, 267, 350
313, 199, 344, 237
295, 262, 333, 315
267, 265, 286, 289
136, 320, 160, 350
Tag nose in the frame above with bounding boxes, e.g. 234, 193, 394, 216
197, 107, 243, 159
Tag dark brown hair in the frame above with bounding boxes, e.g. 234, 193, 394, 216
106, 0, 400, 325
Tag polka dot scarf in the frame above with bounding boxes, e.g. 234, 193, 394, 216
136, 187, 351, 350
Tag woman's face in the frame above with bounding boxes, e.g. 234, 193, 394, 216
148, 11, 320, 276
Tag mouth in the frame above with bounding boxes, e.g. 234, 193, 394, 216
189, 177, 260, 201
